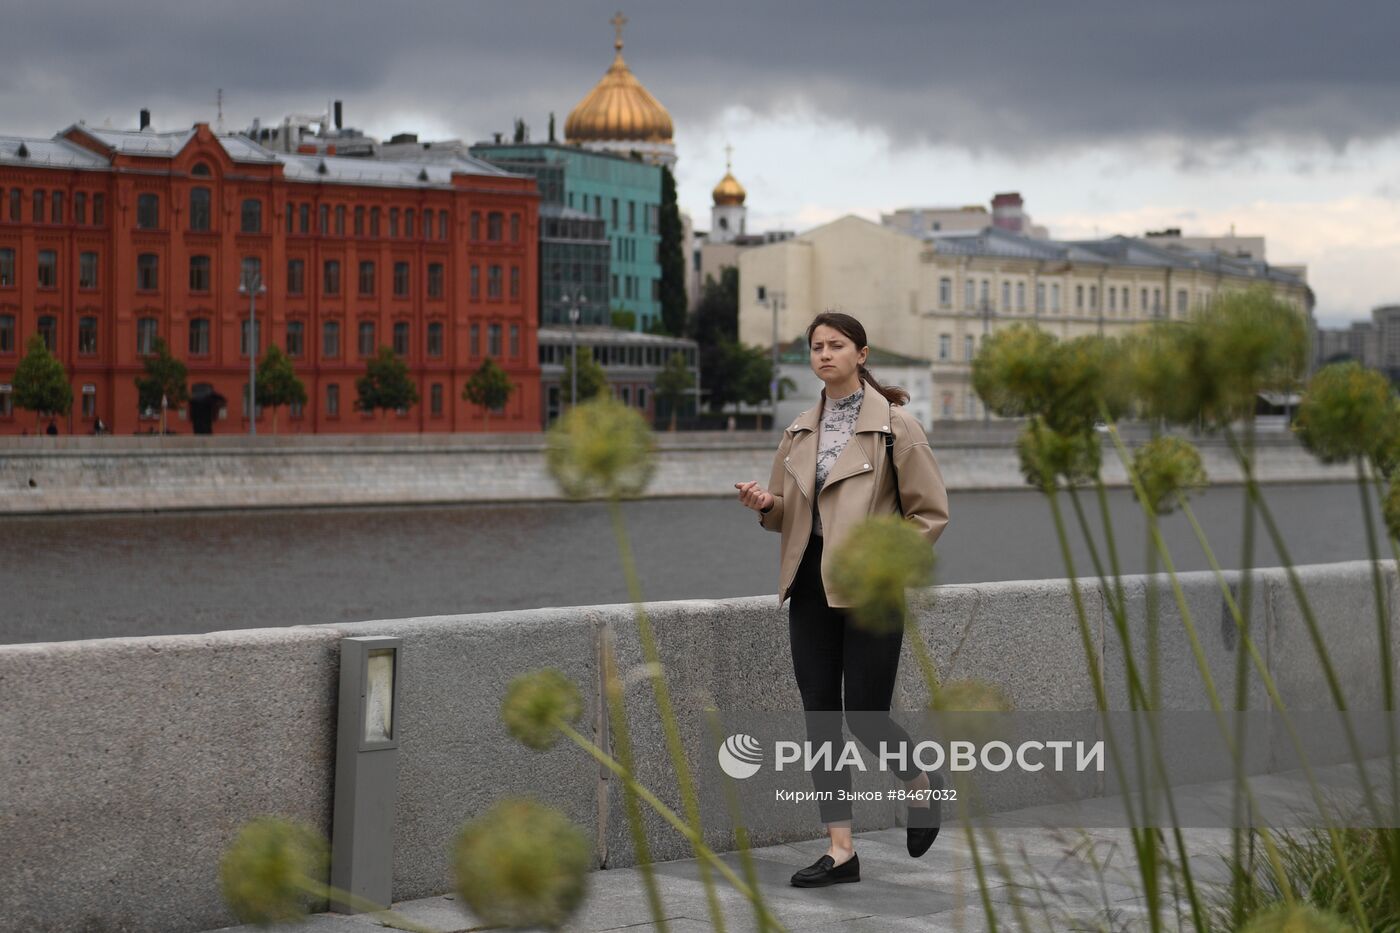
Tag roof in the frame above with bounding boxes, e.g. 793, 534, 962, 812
779, 336, 930, 367
0, 135, 109, 169
273, 150, 518, 188
537, 324, 696, 347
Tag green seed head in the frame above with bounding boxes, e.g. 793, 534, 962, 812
452, 797, 592, 930
1238, 903, 1357, 933
219, 817, 329, 926
828, 514, 936, 634
1294, 360, 1395, 465
545, 396, 656, 499
502, 668, 583, 751
1132, 436, 1208, 516
1016, 421, 1101, 492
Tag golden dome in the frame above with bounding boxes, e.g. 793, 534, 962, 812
713, 170, 745, 206
565, 14, 673, 144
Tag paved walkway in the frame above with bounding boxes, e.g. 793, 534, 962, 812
214, 759, 1389, 933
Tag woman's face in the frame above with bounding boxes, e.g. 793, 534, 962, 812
809, 324, 867, 391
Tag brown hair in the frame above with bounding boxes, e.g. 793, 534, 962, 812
806, 311, 910, 406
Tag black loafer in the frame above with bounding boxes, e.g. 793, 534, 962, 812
790, 851, 860, 887
907, 770, 943, 858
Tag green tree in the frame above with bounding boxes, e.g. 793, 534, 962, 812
13, 333, 72, 429
255, 344, 307, 435
462, 357, 515, 430
687, 267, 745, 414
653, 351, 695, 431
355, 346, 419, 419
133, 337, 189, 426
658, 166, 687, 337
610, 307, 636, 331
558, 346, 608, 406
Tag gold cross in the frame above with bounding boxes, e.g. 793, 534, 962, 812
611, 11, 627, 49
724, 143, 733, 171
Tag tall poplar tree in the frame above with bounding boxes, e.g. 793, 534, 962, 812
658, 166, 687, 337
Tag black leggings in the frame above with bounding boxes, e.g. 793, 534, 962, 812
787, 532, 923, 824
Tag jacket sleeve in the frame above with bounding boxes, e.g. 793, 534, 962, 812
893, 413, 950, 547
758, 432, 790, 532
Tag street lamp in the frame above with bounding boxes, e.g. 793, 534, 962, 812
758, 286, 784, 431
565, 290, 587, 408
238, 271, 266, 436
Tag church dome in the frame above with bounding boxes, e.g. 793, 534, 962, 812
712, 170, 746, 206
565, 19, 673, 144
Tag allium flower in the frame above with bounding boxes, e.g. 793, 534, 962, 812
453, 797, 591, 930
971, 323, 1059, 420
828, 515, 936, 634
545, 396, 656, 499
1369, 402, 1400, 480
502, 668, 583, 750
1017, 422, 1100, 492
219, 817, 329, 926
1132, 436, 1208, 516
1125, 325, 1209, 425
1048, 335, 1133, 434
1199, 286, 1308, 424
1238, 903, 1355, 933
1294, 361, 1396, 465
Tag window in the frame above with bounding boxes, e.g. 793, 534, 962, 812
322, 321, 341, 359
0, 314, 14, 352
286, 201, 295, 233
335, 205, 345, 236
438, 212, 448, 240
189, 318, 210, 356
190, 188, 211, 231
326, 383, 340, 417
0, 386, 10, 416
389, 208, 399, 237
488, 323, 502, 357
241, 256, 261, 291
423, 209, 433, 239
963, 279, 974, 309
1089, 285, 1098, 309
136, 193, 159, 229
191, 163, 210, 176
323, 259, 340, 296
487, 265, 502, 298
137, 253, 159, 291
427, 321, 443, 357
393, 261, 409, 298
470, 323, 480, 357
240, 319, 260, 357
32, 189, 44, 222
980, 280, 989, 306
470, 211, 480, 240
964, 334, 975, 361
51, 191, 63, 224
1075, 284, 1084, 310
319, 204, 329, 235
358, 261, 375, 296
1001, 281, 1011, 310
1153, 287, 1162, 313
0, 249, 14, 286
393, 321, 409, 356
287, 259, 305, 295
939, 277, 952, 307
93, 193, 104, 226
241, 199, 262, 234
509, 323, 519, 358
509, 266, 519, 299
189, 255, 210, 292
487, 212, 502, 240
1122, 287, 1130, 311
290, 398, 303, 420
1051, 283, 1061, 311
405, 209, 414, 238
81, 386, 96, 420
939, 334, 951, 361
627, 203, 634, 232
354, 205, 365, 236
427, 262, 443, 298
37, 315, 56, 351
1177, 289, 1188, 315
470, 265, 480, 299
78, 317, 97, 355
358, 321, 375, 357
299, 203, 310, 233
1035, 282, 1045, 312
36, 249, 57, 285
1108, 287, 1117, 312
511, 213, 520, 242
611, 199, 618, 227
286, 321, 304, 358
430, 383, 443, 417
137, 317, 158, 355
79, 252, 98, 289
9, 189, 20, 222
74, 192, 86, 224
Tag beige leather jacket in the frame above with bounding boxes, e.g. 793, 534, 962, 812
758, 382, 950, 607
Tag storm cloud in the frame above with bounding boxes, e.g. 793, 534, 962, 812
4, 0, 1399, 157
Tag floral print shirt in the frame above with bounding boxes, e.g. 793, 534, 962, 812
812, 385, 863, 536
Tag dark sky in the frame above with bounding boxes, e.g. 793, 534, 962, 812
5, 0, 1399, 156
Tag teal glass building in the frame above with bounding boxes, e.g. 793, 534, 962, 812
470, 142, 662, 332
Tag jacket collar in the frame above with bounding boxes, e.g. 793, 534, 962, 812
787, 379, 893, 437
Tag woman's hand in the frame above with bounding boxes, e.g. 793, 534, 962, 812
734, 480, 775, 513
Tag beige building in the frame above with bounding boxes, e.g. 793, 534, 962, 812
739, 215, 1314, 421
883, 192, 1048, 239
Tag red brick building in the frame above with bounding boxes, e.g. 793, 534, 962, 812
0, 121, 541, 434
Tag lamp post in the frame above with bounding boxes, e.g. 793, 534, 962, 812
758, 286, 784, 431
980, 297, 992, 426
565, 290, 587, 407
238, 272, 266, 436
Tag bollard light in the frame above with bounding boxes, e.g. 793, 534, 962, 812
330, 636, 402, 912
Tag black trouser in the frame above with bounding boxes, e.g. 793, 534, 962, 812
787, 532, 923, 824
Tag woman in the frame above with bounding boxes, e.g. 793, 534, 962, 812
735, 312, 950, 888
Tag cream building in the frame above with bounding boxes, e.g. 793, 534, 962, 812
739, 215, 1315, 421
